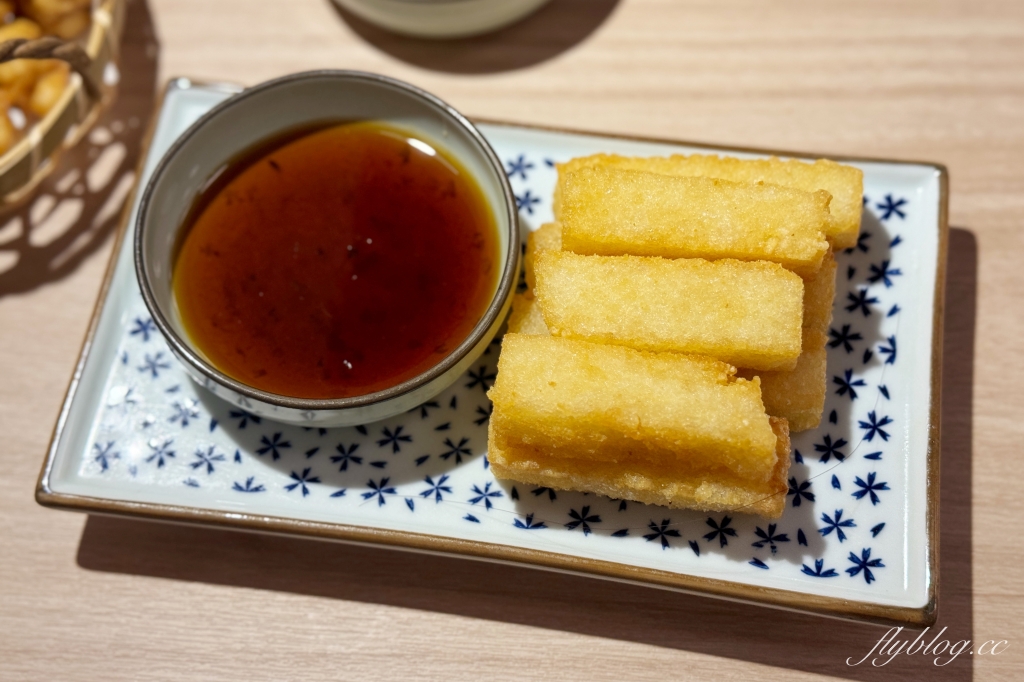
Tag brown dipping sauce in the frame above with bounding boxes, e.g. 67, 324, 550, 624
172, 121, 499, 399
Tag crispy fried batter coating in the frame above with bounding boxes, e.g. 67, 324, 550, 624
488, 334, 778, 482
555, 153, 863, 250
559, 166, 830, 278
802, 249, 836, 334
488, 415, 791, 518
534, 251, 803, 371
523, 221, 562, 294
738, 329, 828, 432
506, 293, 549, 335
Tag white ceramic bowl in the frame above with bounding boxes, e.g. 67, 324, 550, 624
135, 70, 519, 427
333, 0, 552, 39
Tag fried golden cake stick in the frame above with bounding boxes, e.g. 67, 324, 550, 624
488, 416, 791, 518
739, 329, 828, 432
534, 251, 803, 371
506, 293, 549, 335
526, 253, 831, 428
802, 249, 837, 334
488, 334, 779, 482
523, 222, 562, 294
559, 166, 831, 278
735, 252, 835, 431
555, 153, 863, 250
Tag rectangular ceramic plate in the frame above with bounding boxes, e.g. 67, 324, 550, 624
37, 79, 947, 626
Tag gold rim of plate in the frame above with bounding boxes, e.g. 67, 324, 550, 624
35, 78, 949, 628
0, 0, 126, 202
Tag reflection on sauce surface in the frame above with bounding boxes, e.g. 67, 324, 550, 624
172, 121, 499, 399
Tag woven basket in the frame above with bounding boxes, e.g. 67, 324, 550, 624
0, 0, 126, 202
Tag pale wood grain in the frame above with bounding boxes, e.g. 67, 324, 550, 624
1, 0, 1023, 679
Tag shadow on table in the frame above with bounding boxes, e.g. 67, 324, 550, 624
330, 0, 620, 74
0, 0, 158, 299
76, 228, 977, 680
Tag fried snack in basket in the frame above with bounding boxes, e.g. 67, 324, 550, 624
488, 334, 779, 483
506, 293, 549, 335
534, 251, 803, 371
19, 0, 92, 39
488, 415, 791, 518
555, 153, 863, 250
0, 14, 76, 155
523, 221, 562, 293
739, 329, 828, 432
0, 18, 45, 107
27, 61, 68, 116
559, 166, 831, 278
0, 91, 14, 155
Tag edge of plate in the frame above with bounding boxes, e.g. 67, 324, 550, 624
35, 77, 948, 629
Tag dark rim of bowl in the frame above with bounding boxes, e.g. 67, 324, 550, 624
135, 70, 520, 412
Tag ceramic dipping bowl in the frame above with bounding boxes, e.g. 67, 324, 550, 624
135, 70, 518, 427
331, 0, 552, 39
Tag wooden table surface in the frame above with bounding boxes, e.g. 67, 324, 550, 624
2, 0, 1021, 679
